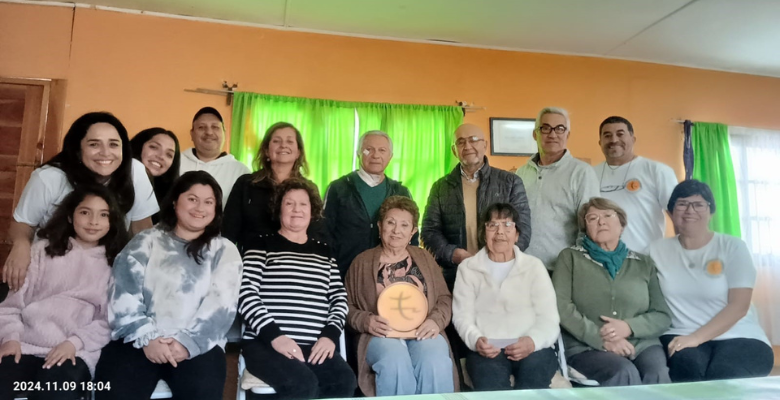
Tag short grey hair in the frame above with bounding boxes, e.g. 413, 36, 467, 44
357, 130, 393, 154
535, 107, 571, 132
577, 197, 628, 233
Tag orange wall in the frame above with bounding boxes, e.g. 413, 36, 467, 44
4, 2, 780, 178
0, 4, 72, 79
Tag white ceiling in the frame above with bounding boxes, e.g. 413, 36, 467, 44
24, 0, 780, 78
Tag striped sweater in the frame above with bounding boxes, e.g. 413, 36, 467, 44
239, 233, 347, 346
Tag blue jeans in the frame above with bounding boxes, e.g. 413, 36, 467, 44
366, 335, 454, 396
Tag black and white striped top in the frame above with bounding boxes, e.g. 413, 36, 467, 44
239, 233, 347, 346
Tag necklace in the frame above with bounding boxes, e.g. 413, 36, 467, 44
599, 158, 634, 192
678, 239, 699, 269
381, 249, 409, 263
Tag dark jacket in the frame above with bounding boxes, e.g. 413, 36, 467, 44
323, 171, 418, 277
222, 173, 327, 254
421, 157, 532, 289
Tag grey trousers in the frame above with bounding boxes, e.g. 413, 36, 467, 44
567, 345, 670, 387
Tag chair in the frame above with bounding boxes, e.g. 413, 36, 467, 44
150, 380, 173, 399
236, 333, 347, 400
11, 378, 172, 399
556, 335, 599, 387
459, 335, 597, 390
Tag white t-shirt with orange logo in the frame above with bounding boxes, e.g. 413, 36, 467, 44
594, 156, 678, 253
648, 233, 770, 345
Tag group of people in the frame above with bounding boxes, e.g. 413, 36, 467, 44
0, 106, 772, 400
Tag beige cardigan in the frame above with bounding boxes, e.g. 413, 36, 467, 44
345, 245, 460, 396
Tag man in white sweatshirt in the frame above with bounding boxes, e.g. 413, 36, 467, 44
515, 107, 600, 272
179, 107, 250, 206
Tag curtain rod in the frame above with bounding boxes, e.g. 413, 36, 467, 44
184, 88, 232, 95
456, 101, 485, 113
185, 82, 238, 105
184, 88, 486, 112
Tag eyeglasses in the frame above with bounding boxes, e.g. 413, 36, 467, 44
600, 184, 626, 193
538, 124, 568, 136
485, 221, 516, 232
584, 212, 618, 224
674, 201, 710, 212
455, 136, 485, 148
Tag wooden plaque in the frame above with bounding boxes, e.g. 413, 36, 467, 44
376, 282, 428, 338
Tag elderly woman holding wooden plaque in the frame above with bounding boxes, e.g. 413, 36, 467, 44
346, 196, 458, 396
452, 203, 560, 391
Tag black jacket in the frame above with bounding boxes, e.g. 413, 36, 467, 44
323, 171, 418, 277
223, 174, 327, 254
421, 157, 532, 288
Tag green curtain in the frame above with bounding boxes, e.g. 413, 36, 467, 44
230, 92, 356, 194
232, 92, 463, 213
691, 122, 742, 237
357, 104, 462, 215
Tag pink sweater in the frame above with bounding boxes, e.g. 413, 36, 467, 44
0, 238, 112, 376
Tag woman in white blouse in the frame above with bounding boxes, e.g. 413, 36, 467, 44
3, 112, 158, 291
453, 203, 559, 391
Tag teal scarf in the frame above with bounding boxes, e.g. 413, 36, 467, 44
582, 236, 628, 279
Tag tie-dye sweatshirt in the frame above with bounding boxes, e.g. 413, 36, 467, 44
0, 238, 111, 377
108, 227, 242, 358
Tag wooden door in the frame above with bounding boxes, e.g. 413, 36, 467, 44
0, 78, 64, 300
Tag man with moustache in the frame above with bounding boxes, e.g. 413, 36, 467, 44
422, 123, 531, 291
179, 107, 250, 206
422, 123, 532, 385
516, 107, 599, 272
593, 116, 678, 252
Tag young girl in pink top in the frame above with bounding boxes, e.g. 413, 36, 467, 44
0, 185, 129, 400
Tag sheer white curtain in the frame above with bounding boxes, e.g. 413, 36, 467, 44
729, 126, 780, 345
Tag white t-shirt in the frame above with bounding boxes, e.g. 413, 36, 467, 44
485, 257, 514, 284
14, 159, 159, 229
594, 156, 678, 253
648, 233, 770, 346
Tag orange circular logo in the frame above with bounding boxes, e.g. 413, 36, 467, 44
377, 282, 428, 337
706, 259, 723, 276
626, 179, 642, 192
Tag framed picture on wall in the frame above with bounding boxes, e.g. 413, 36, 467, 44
489, 118, 537, 156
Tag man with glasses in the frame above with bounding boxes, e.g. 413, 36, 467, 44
323, 130, 415, 278
515, 107, 599, 272
422, 123, 532, 387
593, 116, 678, 252
422, 123, 531, 291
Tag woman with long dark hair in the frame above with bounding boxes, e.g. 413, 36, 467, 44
130, 127, 181, 219
3, 112, 159, 291
0, 185, 129, 399
95, 171, 242, 400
